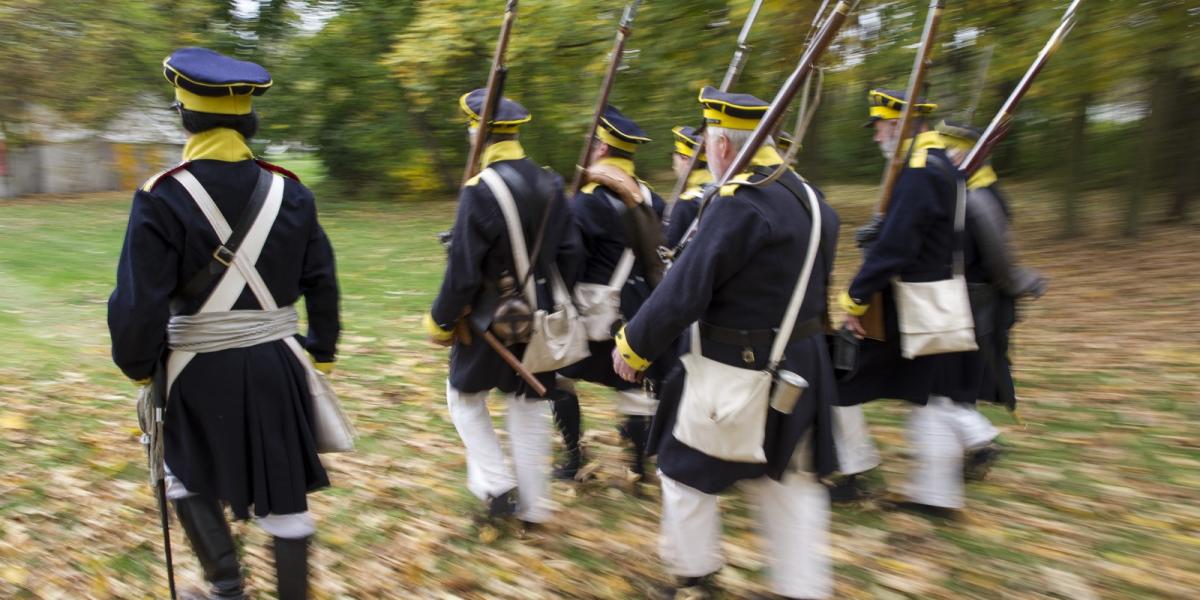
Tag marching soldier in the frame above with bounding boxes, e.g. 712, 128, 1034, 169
613, 87, 839, 599
937, 119, 1047, 479
425, 90, 583, 526
663, 125, 713, 248
836, 88, 986, 516
108, 47, 340, 599
553, 106, 664, 481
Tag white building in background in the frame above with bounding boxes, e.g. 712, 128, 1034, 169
1, 97, 185, 199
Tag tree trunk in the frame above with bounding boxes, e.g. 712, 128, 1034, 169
1060, 91, 1090, 239
1124, 64, 1173, 237
1166, 76, 1197, 223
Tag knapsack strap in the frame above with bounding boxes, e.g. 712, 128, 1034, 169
173, 168, 273, 307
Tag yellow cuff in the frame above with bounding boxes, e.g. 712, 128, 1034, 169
839, 291, 869, 317
312, 360, 335, 375
614, 326, 651, 371
133, 377, 151, 387
423, 312, 454, 342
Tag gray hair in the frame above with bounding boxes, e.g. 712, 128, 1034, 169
706, 126, 775, 154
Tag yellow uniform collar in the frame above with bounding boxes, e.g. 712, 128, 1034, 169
968, 165, 998, 190
680, 169, 714, 200
183, 128, 254, 162
687, 169, 712, 189
898, 130, 946, 169
481, 140, 527, 167
749, 145, 784, 168
596, 156, 636, 177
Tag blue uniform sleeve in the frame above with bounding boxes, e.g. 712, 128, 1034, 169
430, 185, 500, 328
571, 189, 625, 284
298, 185, 340, 363
664, 199, 699, 249
623, 194, 771, 364
848, 169, 938, 301
107, 190, 181, 381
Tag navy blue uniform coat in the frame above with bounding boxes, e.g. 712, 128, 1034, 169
430, 141, 584, 397
108, 151, 339, 519
623, 159, 841, 493
838, 132, 984, 407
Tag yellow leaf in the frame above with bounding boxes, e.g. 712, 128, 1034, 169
2, 565, 28, 586
0, 414, 27, 430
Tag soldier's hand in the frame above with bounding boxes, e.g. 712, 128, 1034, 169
854, 215, 884, 249
612, 346, 641, 383
843, 314, 866, 339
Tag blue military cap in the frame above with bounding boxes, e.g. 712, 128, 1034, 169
598, 105, 651, 153
671, 125, 706, 162
866, 87, 937, 127
460, 88, 532, 133
162, 47, 272, 115
698, 86, 769, 131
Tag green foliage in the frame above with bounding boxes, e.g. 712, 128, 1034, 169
2, 0, 1198, 213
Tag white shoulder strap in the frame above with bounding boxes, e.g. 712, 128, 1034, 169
767, 182, 822, 369
480, 168, 539, 307
166, 170, 285, 391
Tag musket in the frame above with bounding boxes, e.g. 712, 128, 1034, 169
461, 0, 519, 186
568, 0, 642, 196
664, 0, 765, 211
857, 0, 945, 341
669, 1, 857, 259
874, 0, 946, 215
960, 0, 1084, 176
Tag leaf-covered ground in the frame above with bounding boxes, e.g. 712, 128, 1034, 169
0, 183, 1196, 599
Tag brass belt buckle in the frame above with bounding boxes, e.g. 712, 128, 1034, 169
212, 245, 235, 267
741, 347, 756, 366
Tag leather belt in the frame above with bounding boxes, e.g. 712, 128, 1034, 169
699, 317, 825, 348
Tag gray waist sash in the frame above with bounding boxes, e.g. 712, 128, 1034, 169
167, 306, 299, 353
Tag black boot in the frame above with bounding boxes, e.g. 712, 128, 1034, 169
173, 496, 244, 599
551, 390, 585, 480
827, 472, 880, 503
273, 536, 310, 600
662, 572, 719, 599
964, 443, 1002, 481
619, 415, 651, 478
488, 488, 518, 519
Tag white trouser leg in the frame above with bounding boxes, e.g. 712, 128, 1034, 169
658, 473, 724, 578
446, 381, 517, 502
745, 472, 832, 599
257, 512, 316, 539
832, 404, 882, 475
905, 396, 965, 508
615, 387, 658, 417
506, 393, 552, 523
162, 462, 196, 500
949, 402, 1000, 450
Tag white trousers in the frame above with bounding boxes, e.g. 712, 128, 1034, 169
163, 464, 315, 538
832, 404, 881, 475
905, 395, 966, 508
658, 471, 831, 599
446, 382, 552, 523
948, 402, 1000, 450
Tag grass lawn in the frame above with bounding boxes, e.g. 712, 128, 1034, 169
0, 178, 1197, 599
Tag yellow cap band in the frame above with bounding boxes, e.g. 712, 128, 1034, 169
597, 127, 637, 153
175, 87, 253, 116
468, 118, 521, 134
868, 105, 902, 121
703, 107, 761, 131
